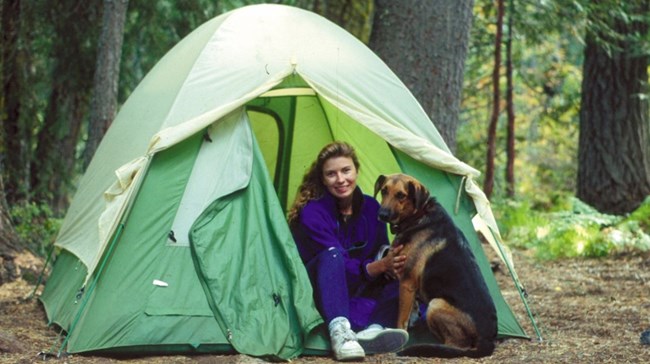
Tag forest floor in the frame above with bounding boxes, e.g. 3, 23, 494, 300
1, 248, 649, 364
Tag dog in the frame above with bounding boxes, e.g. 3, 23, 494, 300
374, 173, 497, 358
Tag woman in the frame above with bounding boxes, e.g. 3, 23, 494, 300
288, 141, 409, 361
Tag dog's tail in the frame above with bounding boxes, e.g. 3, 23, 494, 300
397, 338, 494, 358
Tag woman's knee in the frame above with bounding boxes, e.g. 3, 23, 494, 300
306, 247, 346, 281
313, 247, 345, 267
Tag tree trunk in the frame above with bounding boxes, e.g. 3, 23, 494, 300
505, 0, 516, 197
1, 0, 25, 204
0, 175, 21, 285
577, 2, 650, 215
30, 89, 86, 213
30, 0, 99, 213
369, 0, 474, 152
484, 0, 505, 199
82, 0, 129, 170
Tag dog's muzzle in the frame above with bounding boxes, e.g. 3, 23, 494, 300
377, 207, 393, 223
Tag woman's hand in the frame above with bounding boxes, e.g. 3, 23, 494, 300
366, 244, 407, 280
383, 244, 406, 280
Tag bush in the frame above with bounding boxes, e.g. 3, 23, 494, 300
625, 196, 650, 231
10, 202, 62, 256
497, 196, 650, 260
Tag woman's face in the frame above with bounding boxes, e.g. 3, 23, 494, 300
322, 156, 358, 201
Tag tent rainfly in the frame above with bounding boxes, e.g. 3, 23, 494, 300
40, 4, 540, 360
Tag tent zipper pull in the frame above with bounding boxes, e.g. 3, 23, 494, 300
227, 329, 233, 342
168, 230, 177, 243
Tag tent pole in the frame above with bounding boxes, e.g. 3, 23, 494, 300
29, 242, 56, 299
492, 229, 544, 342
56, 222, 126, 357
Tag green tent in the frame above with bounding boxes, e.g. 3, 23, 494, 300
40, 4, 538, 360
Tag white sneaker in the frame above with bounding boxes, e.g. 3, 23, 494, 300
328, 317, 365, 361
356, 324, 409, 354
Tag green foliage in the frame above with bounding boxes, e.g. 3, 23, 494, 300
624, 196, 650, 230
460, 1, 584, 207
462, 0, 650, 261
497, 196, 650, 260
10, 202, 62, 256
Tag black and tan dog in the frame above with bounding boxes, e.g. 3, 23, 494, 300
374, 173, 497, 358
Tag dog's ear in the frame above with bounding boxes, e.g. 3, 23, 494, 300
374, 175, 386, 198
408, 181, 430, 210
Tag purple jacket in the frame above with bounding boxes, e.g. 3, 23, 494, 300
291, 187, 389, 289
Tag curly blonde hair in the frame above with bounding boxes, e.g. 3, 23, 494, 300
287, 141, 360, 226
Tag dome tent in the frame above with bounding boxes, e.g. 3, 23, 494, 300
40, 4, 537, 360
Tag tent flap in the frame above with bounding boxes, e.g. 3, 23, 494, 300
189, 138, 322, 360
169, 108, 254, 247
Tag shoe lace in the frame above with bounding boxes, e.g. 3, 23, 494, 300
331, 324, 357, 343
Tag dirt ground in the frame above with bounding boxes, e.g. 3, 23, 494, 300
1, 248, 649, 364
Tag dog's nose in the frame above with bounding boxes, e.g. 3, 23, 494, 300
378, 207, 391, 222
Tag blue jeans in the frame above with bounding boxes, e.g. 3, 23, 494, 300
304, 247, 399, 331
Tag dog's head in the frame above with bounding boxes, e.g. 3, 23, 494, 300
374, 173, 430, 225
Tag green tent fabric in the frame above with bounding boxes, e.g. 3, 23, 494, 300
189, 138, 321, 360
39, 3, 539, 360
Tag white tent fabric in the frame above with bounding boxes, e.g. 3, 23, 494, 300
169, 108, 254, 247
55, 4, 508, 283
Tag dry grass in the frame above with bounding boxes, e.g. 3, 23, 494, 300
1, 249, 649, 364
